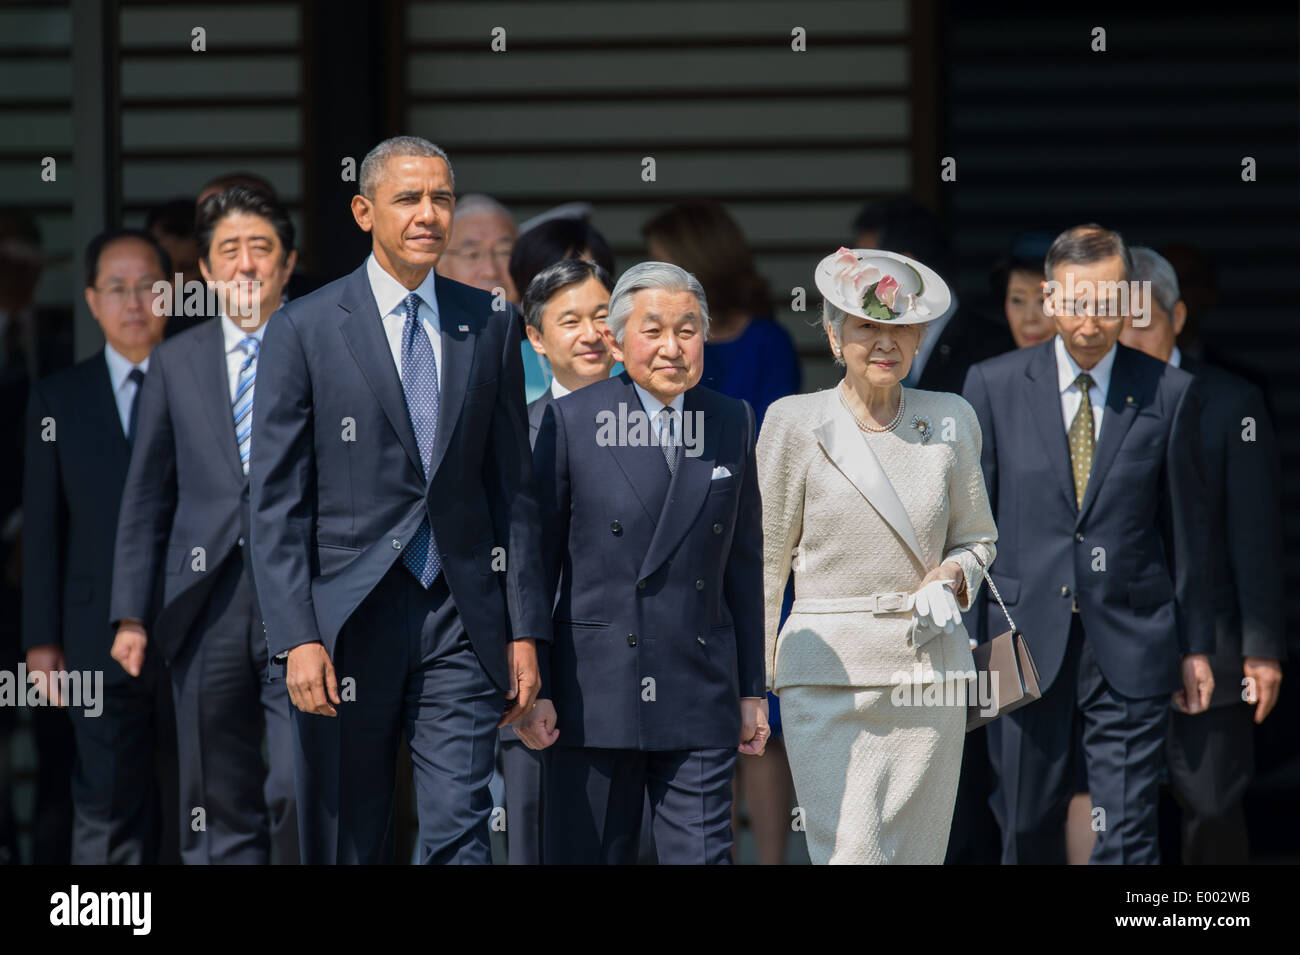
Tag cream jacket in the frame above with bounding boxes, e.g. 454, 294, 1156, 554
758, 386, 998, 691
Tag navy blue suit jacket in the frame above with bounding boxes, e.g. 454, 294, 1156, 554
22, 354, 140, 685
109, 318, 258, 664
248, 263, 544, 691
517, 372, 765, 750
962, 341, 1213, 699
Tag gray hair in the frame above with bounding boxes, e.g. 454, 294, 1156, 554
822, 301, 924, 368
1044, 223, 1133, 282
359, 136, 454, 199
606, 261, 709, 345
453, 193, 516, 230
1129, 246, 1181, 316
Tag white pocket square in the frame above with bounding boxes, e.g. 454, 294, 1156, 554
710, 466, 732, 480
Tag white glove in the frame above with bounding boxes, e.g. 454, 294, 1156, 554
910, 579, 961, 635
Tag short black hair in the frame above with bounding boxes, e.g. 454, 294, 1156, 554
1044, 223, 1132, 282
989, 232, 1054, 300
509, 218, 616, 302
522, 258, 614, 332
84, 228, 172, 288
195, 186, 296, 263
145, 197, 197, 239
850, 196, 953, 279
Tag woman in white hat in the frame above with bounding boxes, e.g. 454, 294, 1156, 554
757, 248, 998, 864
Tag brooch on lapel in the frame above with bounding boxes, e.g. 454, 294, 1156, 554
911, 415, 933, 444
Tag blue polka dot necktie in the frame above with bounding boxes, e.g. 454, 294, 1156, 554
1069, 372, 1096, 508
399, 292, 442, 587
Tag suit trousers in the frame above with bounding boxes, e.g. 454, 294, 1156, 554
500, 737, 545, 864
291, 564, 504, 864
544, 744, 737, 864
69, 656, 179, 864
987, 614, 1169, 864
1166, 701, 1254, 864
172, 551, 298, 864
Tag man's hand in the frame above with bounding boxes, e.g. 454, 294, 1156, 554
499, 638, 541, 727
286, 641, 341, 716
1243, 656, 1282, 724
515, 698, 559, 750
1173, 653, 1214, 715
25, 644, 66, 706
111, 620, 148, 678
739, 697, 770, 756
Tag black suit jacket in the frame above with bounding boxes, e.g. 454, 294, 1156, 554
22, 354, 142, 685
963, 341, 1213, 698
915, 307, 1015, 394
526, 391, 553, 448
1181, 356, 1287, 707
110, 318, 257, 664
248, 263, 546, 691
515, 373, 765, 750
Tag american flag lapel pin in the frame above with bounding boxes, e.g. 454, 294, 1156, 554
458, 324, 469, 332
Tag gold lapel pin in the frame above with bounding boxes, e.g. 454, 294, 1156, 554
1126, 395, 1135, 404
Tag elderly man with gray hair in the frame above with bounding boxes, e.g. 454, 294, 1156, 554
1121, 246, 1285, 864
513, 261, 768, 864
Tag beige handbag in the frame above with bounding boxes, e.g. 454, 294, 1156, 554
962, 548, 1041, 732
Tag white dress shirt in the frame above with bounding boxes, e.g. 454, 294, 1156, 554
550, 377, 572, 400
221, 314, 267, 402
1169, 345, 1183, 369
1055, 334, 1116, 441
631, 381, 684, 447
366, 253, 442, 390
103, 342, 149, 438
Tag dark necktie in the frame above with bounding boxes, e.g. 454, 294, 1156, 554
1068, 372, 1096, 508
127, 367, 145, 447
398, 292, 442, 587
658, 407, 680, 475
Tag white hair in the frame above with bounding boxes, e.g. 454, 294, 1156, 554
359, 136, 454, 199
1129, 246, 1181, 316
606, 261, 709, 345
453, 193, 516, 230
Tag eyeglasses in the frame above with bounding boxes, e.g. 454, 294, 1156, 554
442, 246, 512, 265
94, 281, 162, 306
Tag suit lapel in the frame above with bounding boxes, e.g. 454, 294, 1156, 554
91, 353, 130, 469
1025, 342, 1079, 514
337, 266, 424, 478
1076, 345, 1140, 524
604, 373, 672, 525
188, 319, 243, 481
814, 390, 926, 569
427, 273, 476, 482
638, 386, 716, 581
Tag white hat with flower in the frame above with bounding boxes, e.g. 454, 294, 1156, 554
814, 247, 951, 325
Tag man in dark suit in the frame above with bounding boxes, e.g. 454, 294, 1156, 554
852, 197, 1014, 395
110, 187, 301, 864
962, 224, 1215, 865
1121, 247, 1285, 863
514, 261, 769, 865
498, 258, 614, 864
22, 229, 179, 864
249, 136, 544, 864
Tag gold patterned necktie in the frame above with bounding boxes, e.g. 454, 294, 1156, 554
1068, 372, 1096, 508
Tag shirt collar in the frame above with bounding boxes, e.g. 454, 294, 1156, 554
103, 342, 148, 391
1169, 345, 1183, 368
221, 313, 267, 353
1054, 334, 1116, 397
366, 253, 439, 327
631, 380, 685, 420
550, 377, 571, 399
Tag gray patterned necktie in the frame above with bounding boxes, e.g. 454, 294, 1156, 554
657, 407, 680, 475
399, 292, 442, 587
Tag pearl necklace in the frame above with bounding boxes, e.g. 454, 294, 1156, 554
839, 382, 905, 433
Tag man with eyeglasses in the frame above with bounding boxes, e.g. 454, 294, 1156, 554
23, 229, 178, 863
435, 194, 519, 303
963, 223, 1214, 865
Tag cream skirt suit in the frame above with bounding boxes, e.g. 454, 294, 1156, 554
758, 386, 998, 864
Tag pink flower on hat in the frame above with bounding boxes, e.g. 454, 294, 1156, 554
829, 247, 881, 303
874, 274, 901, 309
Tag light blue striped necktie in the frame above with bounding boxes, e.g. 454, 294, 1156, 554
233, 336, 258, 474
399, 292, 442, 587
